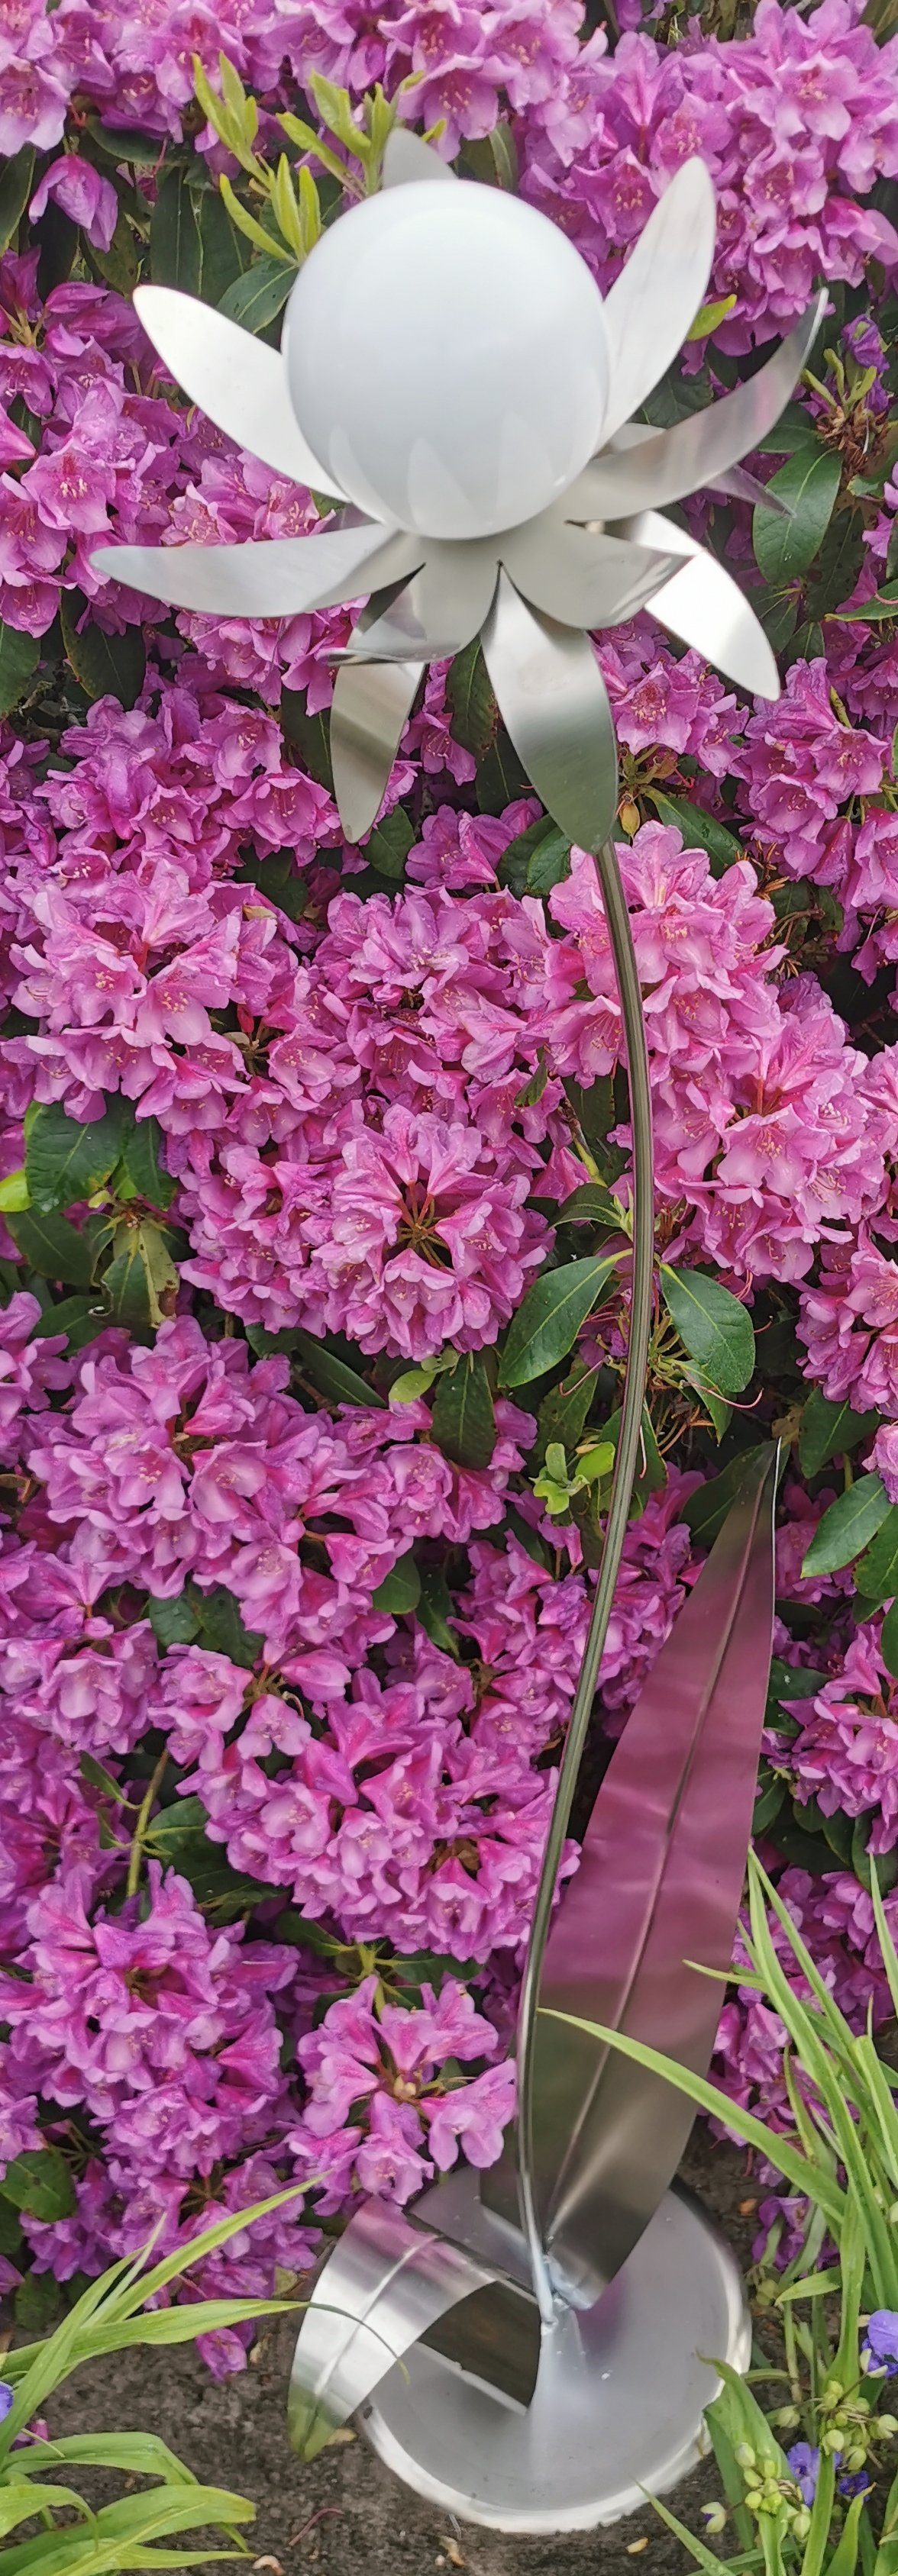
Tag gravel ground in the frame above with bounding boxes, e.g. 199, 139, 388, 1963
46, 2134, 761, 2576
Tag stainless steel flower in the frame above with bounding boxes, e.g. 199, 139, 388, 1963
92, 131, 824, 852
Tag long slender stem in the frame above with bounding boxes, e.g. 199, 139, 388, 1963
513, 834, 655, 2323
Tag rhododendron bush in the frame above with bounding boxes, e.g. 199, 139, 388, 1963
1, 0, 898, 2362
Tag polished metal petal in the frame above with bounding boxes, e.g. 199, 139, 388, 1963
331, 623, 423, 841
502, 513, 679, 630
381, 127, 459, 186
588, 422, 788, 518
89, 524, 420, 619
481, 572, 618, 852
336, 540, 499, 659
574, 292, 828, 518
599, 159, 716, 445
287, 2197, 539, 2463
533, 1449, 778, 2310
132, 285, 342, 495
615, 507, 779, 698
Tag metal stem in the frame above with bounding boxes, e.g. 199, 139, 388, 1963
513, 833, 655, 2323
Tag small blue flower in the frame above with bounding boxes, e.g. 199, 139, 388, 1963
787, 2442, 820, 2506
838, 2471, 871, 2500
862, 2313, 898, 2377
0, 2385, 13, 2423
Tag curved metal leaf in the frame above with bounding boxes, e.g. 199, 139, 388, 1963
481, 572, 618, 851
331, 609, 424, 840
342, 541, 498, 659
503, 514, 678, 630
287, 2197, 538, 2462
599, 159, 716, 444
575, 295, 828, 519
90, 524, 418, 619
133, 285, 341, 495
381, 130, 459, 187
526, 1450, 778, 2309
617, 509, 780, 698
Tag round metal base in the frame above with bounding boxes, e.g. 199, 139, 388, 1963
360, 2175, 749, 2536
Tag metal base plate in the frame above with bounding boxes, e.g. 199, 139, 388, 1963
360, 2171, 749, 2536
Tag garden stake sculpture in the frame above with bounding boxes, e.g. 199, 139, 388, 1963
93, 127, 816, 2532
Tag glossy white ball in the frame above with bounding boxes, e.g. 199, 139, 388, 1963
282, 179, 609, 540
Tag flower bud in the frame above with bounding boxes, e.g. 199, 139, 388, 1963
735, 2444, 757, 2470
700, 2503, 728, 2535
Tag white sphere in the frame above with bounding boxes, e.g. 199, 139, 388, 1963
282, 180, 609, 540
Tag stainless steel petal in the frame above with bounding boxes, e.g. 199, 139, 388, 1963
339, 542, 499, 659
502, 514, 679, 630
599, 159, 716, 444
586, 423, 789, 518
287, 2197, 538, 2463
132, 285, 342, 495
576, 292, 828, 517
331, 619, 423, 841
536, 1449, 778, 2311
480, 572, 618, 852
381, 128, 459, 185
89, 524, 420, 618
615, 508, 780, 698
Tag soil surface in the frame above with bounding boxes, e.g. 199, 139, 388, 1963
47, 2133, 761, 2576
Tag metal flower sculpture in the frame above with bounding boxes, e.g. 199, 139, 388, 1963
92, 128, 824, 856
92, 134, 811, 2535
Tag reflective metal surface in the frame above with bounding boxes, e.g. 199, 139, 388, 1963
502, 516, 678, 629
574, 292, 827, 520
362, 2166, 750, 2535
537, 1449, 777, 2308
599, 159, 715, 443
288, 2194, 540, 2464
132, 285, 342, 495
340, 543, 499, 659
90, 524, 418, 618
381, 129, 458, 187
481, 573, 619, 854
619, 508, 780, 698
330, 631, 423, 841
483, 828, 656, 2317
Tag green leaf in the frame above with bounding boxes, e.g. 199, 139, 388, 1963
752, 447, 842, 584
13, 2275, 61, 2337
536, 1360, 602, 1462
238, 846, 308, 921
800, 1473, 890, 1577
7, 1207, 96, 1288
832, 581, 898, 624
31, 1292, 108, 1350
0, 147, 34, 256
118, 1113, 175, 1211
219, 256, 293, 333
684, 1370, 732, 1440
89, 123, 168, 166
150, 165, 202, 291
103, 1219, 179, 1330
446, 639, 497, 759
25, 1099, 127, 1214
431, 1352, 496, 1469
1, 2146, 75, 2222
194, 184, 249, 305
0, 1168, 28, 1211
0, 624, 39, 719
289, 1326, 386, 1410
686, 292, 736, 341
366, 805, 415, 881
147, 1591, 201, 1649
644, 788, 745, 879
475, 726, 528, 815
753, 1767, 784, 1833
89, 205, 139, 296
659, 1265, 755, 1397
497, 813, 557, 896
883, 1598, 898, 1678
850, 1811, 898, 1900
60, 590, 145, 711
192, 1585, 263, 1669
499, 1254, 621, 1390
798, 1387, 880, 1476
371, 1550, 421, 1614
557, 1182, 623, 1229
854, 1503, 898, 1605
416, 1563, 459, 1660
279, 689, 334, 786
